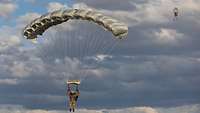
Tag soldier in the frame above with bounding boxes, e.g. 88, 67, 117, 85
67, 83, 80, 112
173, 7, 179, 21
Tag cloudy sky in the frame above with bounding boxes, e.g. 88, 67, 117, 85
0, 0, 200, 113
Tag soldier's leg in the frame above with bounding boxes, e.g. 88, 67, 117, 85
72, 101, 76, 109
69, 101, 73, 112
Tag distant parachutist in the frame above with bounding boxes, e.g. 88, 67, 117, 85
173, 7, 179, 21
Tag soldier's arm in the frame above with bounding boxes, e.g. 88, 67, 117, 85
67, 84, 71, 95
76, 86, 80, 96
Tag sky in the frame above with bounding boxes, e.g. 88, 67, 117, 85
0, 0, 200, 113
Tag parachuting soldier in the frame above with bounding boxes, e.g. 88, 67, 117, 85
23, 9, 128, 112
173, 7, 179, 21
67, 80, 80, 112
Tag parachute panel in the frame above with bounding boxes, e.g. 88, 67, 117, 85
67, 80, 81, 85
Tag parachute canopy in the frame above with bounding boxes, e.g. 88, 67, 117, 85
23, 9, 128, 39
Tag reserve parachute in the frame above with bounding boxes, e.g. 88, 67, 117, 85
23, 9, 128, 39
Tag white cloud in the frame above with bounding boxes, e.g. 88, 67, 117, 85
136, 107, 158, 113
181, 0, 200, 12
47, 2, 67, 12
157, 104, 200, 113
0, 35, 20, 51
17, 12, 41, 27
0, 12, 41, 52
0, 2, 17, 17
0, 26, 21, 51
0, 104, 199, 113
153, 28, 184, 44
0, 79, 17, 85
73, 2, 93, 10
10, 61, 32, 77
104, 107, 158, 113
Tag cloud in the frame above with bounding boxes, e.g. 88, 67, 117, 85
47, 2, 67, 12
72, 2, 93, 10
0, 104, 200, 113
17, 12, 41, 26
0, 79, 17, 85
0, 26, 21, 51
75, 0, 135, 11
10, 61, 32, 77
157, 104, 200, 113
0, 0, 200, 110
0, 1, 17, 17
147, 28, 185, 46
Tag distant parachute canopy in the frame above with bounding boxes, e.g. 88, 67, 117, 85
23, 9, 128, 39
